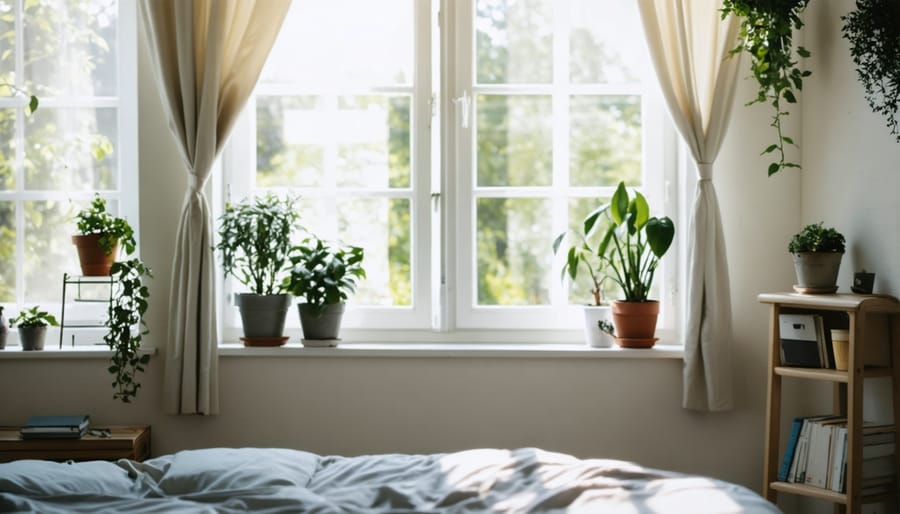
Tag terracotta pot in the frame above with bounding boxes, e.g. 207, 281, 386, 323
611, 300, 659, 348
72, 234, 118, 276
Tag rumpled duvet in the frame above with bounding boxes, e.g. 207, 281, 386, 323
0, 447, 781, 513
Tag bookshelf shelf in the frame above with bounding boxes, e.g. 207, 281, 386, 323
759, 292, 900, 514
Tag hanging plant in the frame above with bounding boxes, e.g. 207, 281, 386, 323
722, 0, 812, 176
105, 258, 152, 403
841, 0, 900, 142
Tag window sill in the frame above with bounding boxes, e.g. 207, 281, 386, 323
217, 342, 684, 359
0, 346, 157, 360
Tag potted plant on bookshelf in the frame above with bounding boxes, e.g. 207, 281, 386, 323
105, 258, 152, 403
72, 195, 137, 276
215, 193, 301, 346
553, 207, 614, 348
10, 306, 59, 351
788, 222, 845, 294
283, 235, 365, 346
591, 181, 674, 348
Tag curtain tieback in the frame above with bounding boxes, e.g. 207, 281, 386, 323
697, 162, 714, 180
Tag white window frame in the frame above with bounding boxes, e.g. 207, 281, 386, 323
220, 0, 680, 343
0, 0, 138, 344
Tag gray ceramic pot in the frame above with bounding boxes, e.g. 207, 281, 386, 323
18, 326, 47, 351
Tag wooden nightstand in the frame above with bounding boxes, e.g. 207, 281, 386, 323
0, 425, 150, 463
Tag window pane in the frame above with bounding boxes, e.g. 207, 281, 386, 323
0, 201, 14, 302
262, 0, 412, 87
477, 95, 552, 187
257, 96, 323, 188
476, 0, 552, 84
24, 199, 81, 303
569, 95, 641, 187
476, 197, 551, 305
0, 1, 13, 87
569, 0, 647, 84
566, 197, 617, 305
23, 0, 118, 97
24, 108, 117, 190
0, 108, 14, 190
337, 198, 411, 306
336, 96, 410, 189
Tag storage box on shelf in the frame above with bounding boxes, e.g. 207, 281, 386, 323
758, 292, 900, 514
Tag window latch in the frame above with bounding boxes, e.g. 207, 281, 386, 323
452, 91, 471, 129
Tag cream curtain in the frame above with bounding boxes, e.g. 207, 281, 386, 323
140, 0, 291, 415
637, 0, 741, 411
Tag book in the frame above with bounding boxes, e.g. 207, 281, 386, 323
805, 416, 845, 488
778, 416, 806, 482
830, 426, 848, 492
779, 314, 824, 368
20, 415, 89, 439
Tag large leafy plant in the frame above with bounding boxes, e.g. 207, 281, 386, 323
216, 193, 302, 295
722, 0, 811, 176
74, 195, 137, 255
841, 0, 900, 142
283, 235, 366, 318
788, 222, 846, 253
105, 258, 152, 403
591, 182, 675, 302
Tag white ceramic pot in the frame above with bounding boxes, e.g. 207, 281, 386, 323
582, 305, 613, 348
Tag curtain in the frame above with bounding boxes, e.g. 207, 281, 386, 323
637, 0, 741, 411
140, 0, 291, 415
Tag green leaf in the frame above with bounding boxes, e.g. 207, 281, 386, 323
610, 182, 628, 226
761, 144, 778, 155
28, 95, 38, 114
768, 162, 781, 176
646, 217, 675, 258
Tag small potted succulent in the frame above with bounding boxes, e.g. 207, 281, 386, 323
283, 235, 365, 346
553, 205, 614, 348
10, 306, 59, 351
788, 222, 845, 293
216, 193, 302, 345
591, 182, 675, 348
72, 195, 137, 276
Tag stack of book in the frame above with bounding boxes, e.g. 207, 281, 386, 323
19, 415, 90, 439
779, 314, 834, 368
778, 415, 895, 494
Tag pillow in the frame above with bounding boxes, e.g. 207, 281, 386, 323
0, 459, 134, 496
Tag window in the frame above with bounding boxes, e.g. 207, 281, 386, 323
223, 0, 676, 341
0, 0, 137, 335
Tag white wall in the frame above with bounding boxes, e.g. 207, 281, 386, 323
0, 13, 809, 497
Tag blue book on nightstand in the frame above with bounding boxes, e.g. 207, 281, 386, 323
20, 415, 90, 439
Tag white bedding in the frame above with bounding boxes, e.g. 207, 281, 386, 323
0, 447, 781, 513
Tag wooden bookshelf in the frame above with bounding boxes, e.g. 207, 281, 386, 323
759, 293, 900, 514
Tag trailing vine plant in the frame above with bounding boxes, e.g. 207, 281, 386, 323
105, 258, 152, 403
722, 0, 812, 176
841, 0, 900, 142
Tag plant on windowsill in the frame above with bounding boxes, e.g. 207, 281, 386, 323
105, 258, 152, 403
788, 222, 846, 294
553, 207, 614, 348
9, 306, 58, 351
72, 195, 137, 276
282, 235, 365, 346
591, 181, 675, 348
215, 193, 302, 346
841, 0, 900, 143
721, 0, 812, 176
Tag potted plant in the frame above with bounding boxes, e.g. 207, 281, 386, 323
722, 0, 811, 176
72, 195, 137, 276
105, 258, 152, 403
591, 182, 675, 348
10, 306, 59, 351
283, 235, 365, 346
553, 209, 614, 348
788, 222, 845, 293
215, 193, 301, 345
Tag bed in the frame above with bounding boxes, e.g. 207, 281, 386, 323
0, 447, 780, 513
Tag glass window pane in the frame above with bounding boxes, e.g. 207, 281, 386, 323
477, 95, 552, 187
256, 96, 324, 188
23, 0, 118, 97
566, 197, 617, 305
569, 95, 641, 187
262, 0, 412, 87
0, 201, 14, 302
0, 108, 14, 190
569, 0, 647, 84
476, 0, 552, 84
337, 198, 411, 306
336, 95, 410, 189
0, 1, 13, 88
24, 199, 81, 303
24, 108, 117, 191
476, 197, 551, 305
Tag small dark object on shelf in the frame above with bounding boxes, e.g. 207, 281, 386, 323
852, 270, 875, 294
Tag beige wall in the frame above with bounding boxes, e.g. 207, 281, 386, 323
4, 10, 852, 499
